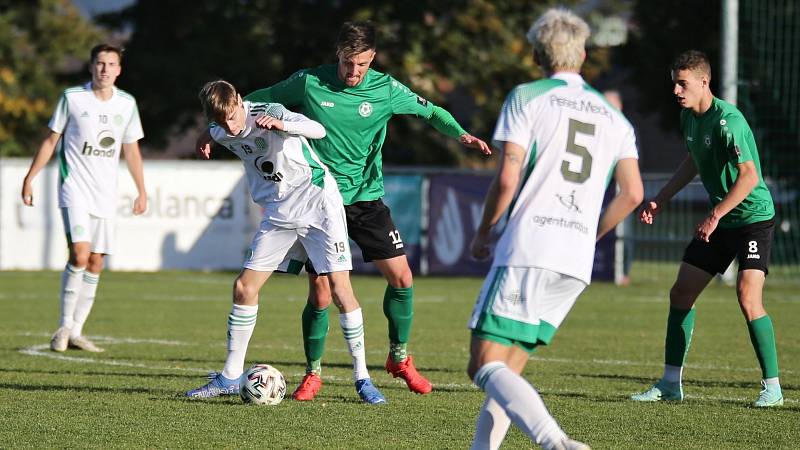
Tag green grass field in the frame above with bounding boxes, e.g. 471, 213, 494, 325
0, 270, 797, 449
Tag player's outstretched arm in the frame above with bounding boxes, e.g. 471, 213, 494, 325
597, 158, 644, 240
640, 154, 698, 224
122, 141, 148, 215
21, 131, 61, 207
195, 129, 213, 160
470, 141, 524, 260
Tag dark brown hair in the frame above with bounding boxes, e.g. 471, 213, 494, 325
198, 80, 239, 124
90, 44, 123, 64
335, 21, 376, 58
672, 50, 711, 78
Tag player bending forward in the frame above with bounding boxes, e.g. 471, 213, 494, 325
467, 8, 643, 450
185, 80, 386, 404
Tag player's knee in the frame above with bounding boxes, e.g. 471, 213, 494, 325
232, 277, 258, 304
69, 252, 90, 268
308, 283, 332, 306
385, 268, 413, 288
669, 284, 695, 308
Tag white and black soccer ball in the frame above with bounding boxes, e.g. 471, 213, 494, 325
239, 364, 286, 405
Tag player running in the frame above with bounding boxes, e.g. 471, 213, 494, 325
185, 80, 385, 404
631, 50, 783, 408
467, 8, 643, 449
21, 44, 147, 354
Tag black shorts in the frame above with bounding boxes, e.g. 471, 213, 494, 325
682, 218, 774, 276
345, 199, 406, 262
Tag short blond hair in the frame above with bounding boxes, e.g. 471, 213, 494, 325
527, 8, 590, 73
198, 80, 239, 124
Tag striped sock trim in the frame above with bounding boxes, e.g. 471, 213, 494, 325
473, 361, 507, 391
82, 272, 100, 284
342, 324, 364, 339
66, 264, 85, 275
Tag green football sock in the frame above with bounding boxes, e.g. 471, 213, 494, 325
301, 303, 329, 375
383, 285, 413, 362
747, 315, 780, 379
664, 307, 696, 367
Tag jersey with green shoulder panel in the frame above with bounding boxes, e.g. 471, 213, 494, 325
245, 65, 467, 204
680, 97, 774, 228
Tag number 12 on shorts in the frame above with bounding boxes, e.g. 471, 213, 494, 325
389, 229, 404, 249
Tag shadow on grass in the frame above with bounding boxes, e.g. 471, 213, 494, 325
573, 372, 798, 392
0, 382, 172, 395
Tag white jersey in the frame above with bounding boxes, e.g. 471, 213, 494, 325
49, 83, 144, 218
491, 72, 638, 284
210, 101, 335, 228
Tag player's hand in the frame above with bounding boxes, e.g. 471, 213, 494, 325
196, 133, 212, 160
695, 213, 719, 242
132, 194, 147, 215
255, 115, 285, 131
470, 229, 492, 261
459, 133, 492, 155
638, 200, 660, 225
21, 180, 34, 206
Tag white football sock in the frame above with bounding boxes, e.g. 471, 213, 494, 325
222, 304, 258, 380
470, 397, 511, 450
340, 308, 369, 381
59, 264, 85, 329
474, 361, 566, 449
662, 364, 683, 384
71, 271, 99, 338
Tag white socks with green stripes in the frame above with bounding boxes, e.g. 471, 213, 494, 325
340, 308, 369, 382
71, 271, 99, 338
222, 304, 258, 380
59, 264, 85, 329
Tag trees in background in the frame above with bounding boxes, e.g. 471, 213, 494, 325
0, 0, 103, 156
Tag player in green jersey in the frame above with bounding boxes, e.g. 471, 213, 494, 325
631, 50, 783, 407
198, 21, 490, 401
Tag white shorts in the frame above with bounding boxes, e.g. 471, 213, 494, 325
244, 197, 352, 274
468, 266, 586, 351
60, 207, 115, 254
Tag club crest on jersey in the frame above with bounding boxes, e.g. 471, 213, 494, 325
358, 101, 373, 117
703, 135, 711, 147
255, 137, 267, 149
113, 114, 124, 126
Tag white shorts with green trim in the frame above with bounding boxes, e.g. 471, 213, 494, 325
60, 207, 115, 254
244, 199, 352, 274
468, 266, 586, 348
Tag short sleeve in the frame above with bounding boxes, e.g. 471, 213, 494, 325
617, 125, 639, 161
491, 87, 532, 151
718, 115, 755, 164
123, 100, 145, 143
47, 92, 69, 134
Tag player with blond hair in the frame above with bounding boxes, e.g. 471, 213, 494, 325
467, 8, 643, 449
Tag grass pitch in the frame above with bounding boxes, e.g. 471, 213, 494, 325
0, 269, 797, 449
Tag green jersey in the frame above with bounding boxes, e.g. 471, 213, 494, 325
246, 65, 467, 204
680, 97, 774, 228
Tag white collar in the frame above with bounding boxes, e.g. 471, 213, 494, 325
551, 72, 585, 85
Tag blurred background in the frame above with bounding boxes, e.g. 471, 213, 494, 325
1, 0, 797, 283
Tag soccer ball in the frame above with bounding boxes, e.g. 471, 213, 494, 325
239, 364, 286, 405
